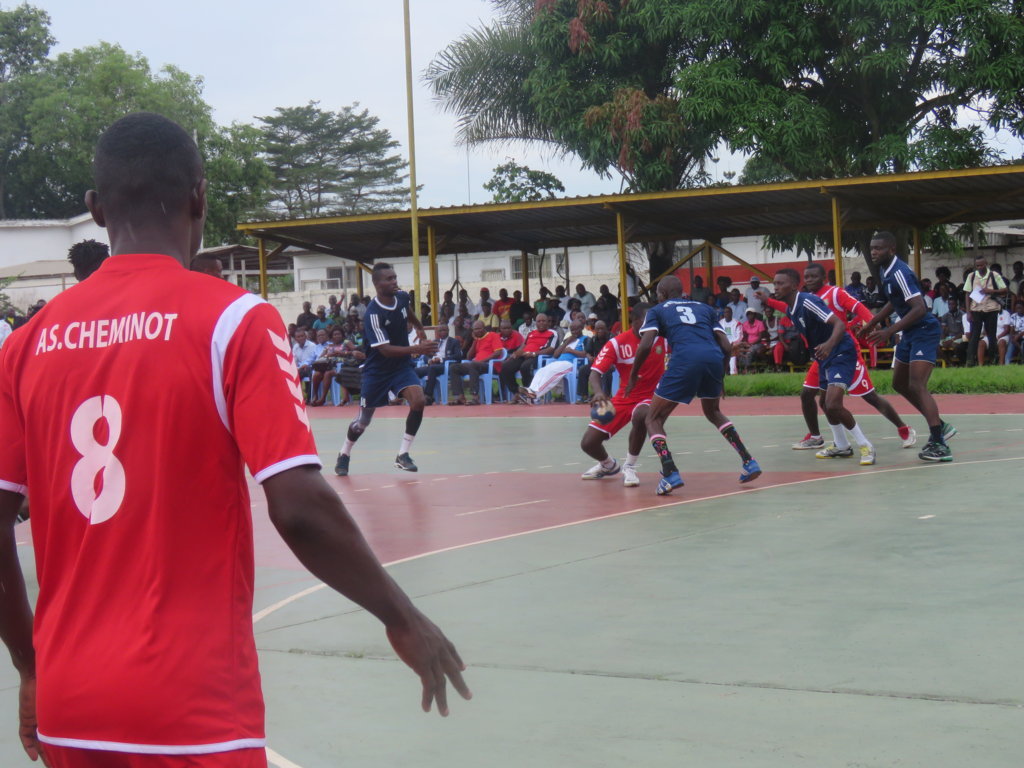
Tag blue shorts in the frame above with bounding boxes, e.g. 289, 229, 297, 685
654, 357, 723, 404
818, 347, 858, 390
360, 365, 422, 408
895, 324, 940, 365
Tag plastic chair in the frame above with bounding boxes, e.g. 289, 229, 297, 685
449, 348, 506, 404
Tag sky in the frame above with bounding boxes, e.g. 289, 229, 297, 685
29, 0, 644, 209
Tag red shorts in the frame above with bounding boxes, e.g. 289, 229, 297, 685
588, 397, 651, 437
42, 746, 267, 768
803, 357, 874, 397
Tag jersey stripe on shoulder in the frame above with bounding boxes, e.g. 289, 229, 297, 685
211, 293, 265, 431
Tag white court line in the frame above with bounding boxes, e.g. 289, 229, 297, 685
266, 747, 304, 768
538, 465, 553, 468
456, 499, 549, 517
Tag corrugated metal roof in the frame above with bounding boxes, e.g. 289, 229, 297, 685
237, 165, 1024, 262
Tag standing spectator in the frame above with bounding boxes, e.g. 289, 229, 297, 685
845, 271, 867, 302
295, 301, 317, 330
509, 290, 531, 325
1007, 260, 1024, 297
690, 275, 711, 304
478, 287, 492, 315
963, 254, 1008, 365
744, 276, 765, 316
68, 239, 110, 281
598, 284, 619, 315
492, 288, 513, 320
574, 283, 597, 315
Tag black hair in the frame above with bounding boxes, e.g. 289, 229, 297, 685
93, 112, 203, 219
371, 262, 393, 284
871, 230, 897, 247
190, 254, 222, 272
67, 239, 109, 280
630, 302, 650, 322
804, 262, 826, 276
776, 268, 801, 284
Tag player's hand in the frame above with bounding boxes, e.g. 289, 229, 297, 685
417, 340, 438, 357
386, 611, 472, 717
589, 392, 610, 407
18, 674, 49, 766
866, 328, 891, 347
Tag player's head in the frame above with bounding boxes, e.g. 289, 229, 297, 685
371, 262, 398, 297
802, 262, 827, 293
535, 313, 550, 330
190, 254, 223, 279
629, 302, 649, 332
869, 231, 898, 267
67, 238, 109, 282
656, 275, 683, 302
773, 268, 801, 301
86, 112, 206, 262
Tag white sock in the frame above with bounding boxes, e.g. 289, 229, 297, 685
600, 457, 617, 469
399, 434, 415, 455
829, 424, 851, 449
624, 453, 640, 467
848, 423, 871, 448
341, 440, 355, 457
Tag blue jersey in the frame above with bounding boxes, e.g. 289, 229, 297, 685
363, 291, 414, 375
784, 292, 855, 356
641, 299, 725, 362
880, 257, 941, 333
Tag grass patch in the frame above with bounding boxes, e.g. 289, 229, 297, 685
724, 365, 1024, 397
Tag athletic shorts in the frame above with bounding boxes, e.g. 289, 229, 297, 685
588, 397, 651, 437
894, 324, 940, 365
359, 365, 422, 408
817, 347, 858, 390
42, 745, 267, 768
654, 358, 723, 405
803, 355, 874, 397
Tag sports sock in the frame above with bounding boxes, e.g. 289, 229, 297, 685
399, 434, 415, 455
624, 453, 640, 467
650, 435, 678, 475
829, 424, 851, 450
718, 421, 752, 462
897, 425, 910, 440
848, 423, 871, 448
341, 440, 355, 457
929, 423, 945, 444
600, 457, 617, 470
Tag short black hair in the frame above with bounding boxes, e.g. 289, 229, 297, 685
804, 262, 826, 276
871, 230, 897, 247
67, 239, 109, 280
371, 262, 393, 283
93, 112, 203, 220
776, 268, 801, 284
630, 302, 649, 322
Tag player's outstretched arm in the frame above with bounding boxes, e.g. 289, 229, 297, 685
263, 467, 471, 716
0, 491, 47, 765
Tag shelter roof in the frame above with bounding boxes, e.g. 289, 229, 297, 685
237, 165, 1024, 263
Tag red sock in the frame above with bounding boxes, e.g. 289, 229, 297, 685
898, 425, 910, 440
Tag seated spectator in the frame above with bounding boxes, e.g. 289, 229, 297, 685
291, 328, 320, 401
1007, 260, 1024, 297
440, 290, 456, 321
450, 305, 474, 350
308, 328, 345, 406
534, 286, 554, 316
863, 275, 885, 309
726, 288, 748, 319
845, 271, 867, 302
478, 287, 492, 316
583, 319, 612, 396
736, 308, 768, 372
327, 294, 341, 320
1004, 300, 1024, 364
515, 309, 536, 334
448, 320, 503, 405
416, 325, 463, 404
920, 279, 934, 310
509, 290, 531, 325
990, 305, 1012, 365
549, 317, 589, 402
334, 339, 366, 404
743, 276, 764, 317
939, 300, 968, 366
932, 282, 952, 318
457, 288, 477, 319
598, 284, 619, 315
312, 306, 332, 331
500, 313, 557, 399
479, 300, 500, 329
719, 306, 741, 375
573, 283, 597, 315
592, 295, 615, 326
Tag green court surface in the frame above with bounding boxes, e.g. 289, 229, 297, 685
2, 397, 1022, 767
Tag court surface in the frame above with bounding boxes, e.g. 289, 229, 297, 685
2, 394, 1022, 767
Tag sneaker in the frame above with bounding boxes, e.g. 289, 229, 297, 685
941, 421, 958, 441
394, 453, 418, 472
815, 444, 854, 459
792, 434, 825, 450
900, 427, 917, 449
334, 453, 350, 477
919, 441, 953, 462
656, 471, 684, 496
581, 459, 620, 480
739, 458, 761, 483
518, 385, 537, 401
622, 464, 639, 487
859, 444, 876, 466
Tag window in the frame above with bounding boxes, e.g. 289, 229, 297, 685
481, 268, 506, 282
511, 253, 553, 280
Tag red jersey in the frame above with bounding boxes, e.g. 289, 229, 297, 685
0, 254, 320, 754
522, 328, 557, 354
766, 285, 871, 350
592, 328, 667, 400
471, 331, 502, 362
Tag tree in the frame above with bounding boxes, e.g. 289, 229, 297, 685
483, 160, 564, 202
201, 123, 273, 246
259, 102, 409, 219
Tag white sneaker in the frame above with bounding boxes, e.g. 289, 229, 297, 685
622, 464, 639, 487
901, 427, 917, 449
792, 434, 825, 450
581, 459, 620, 480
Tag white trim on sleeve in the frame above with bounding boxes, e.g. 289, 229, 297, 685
253, 455, 323, 484
210, 294, 266, 432
36, 733, 266, 755
0, 479, 27, 495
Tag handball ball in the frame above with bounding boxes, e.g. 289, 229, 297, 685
591, 400, 615, 425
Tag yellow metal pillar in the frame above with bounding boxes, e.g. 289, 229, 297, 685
357, 261, 365, 299
521, 250, 529, 304
831, 197, 844, 287
427, 225, 439, 325
258, 239, 268, 299
705, 243, 713, 296
403, 0, 422, 313
616, 212, 628, 329
912, 228, 922, 275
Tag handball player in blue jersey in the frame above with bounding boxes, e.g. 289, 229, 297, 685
628, 275, 761, 495
772, 268, 876, 465
335, 262, 437, 476
860, 231, 954, 462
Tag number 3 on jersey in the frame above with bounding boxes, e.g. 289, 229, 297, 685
70, 395, 126, 525
675, 306, 696, 324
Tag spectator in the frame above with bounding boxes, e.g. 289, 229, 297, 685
554, 284, 570, 312
764, 308, 794, 371
448, 320, 503, 405
932, 282, 952, 318
583, 312, 598, 338
327, 294, 340, 320
845, 271, 867, 302
938, 296, 968, 366
736, 308, 768, 372
583, 319, 612, 395
478, 287, 492, 315
920, 279, 934, 310
500, 313, 557, 398
714, 276, 733, 308
0, 313, 10, 347
509, 290, 531, 324
416, 325, 463, 404
189, 254, 222, 278
549, 317, 589, 402
726, 288, 748, 319
690, 275, 711, 304
68, 239, 110, 282
308, 328, 338, 406
864, 275, 885, 309
479, 300, 500, 329
744, 276, 765, 316
593, 295, 616, 326
497, 317, 524, 358
598, 284, 619, 315
291, 328, 320, 400
492, 288, 513, 320
1007, 260, 1024, 297
457, 288, 476, 318
450, 304, 474, 350
1004, 300, 1024, 363
533, 286, 554, 316
562, 298, 583, 327
295, 301, 317, 330
574, 283, 597, 315
719, 306, 741, 375
312, 306, 332, 331
440, 290, 456, 320
991, 305, 1012, 365
964, 254, 1008, 365
515, 309, 536, 334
